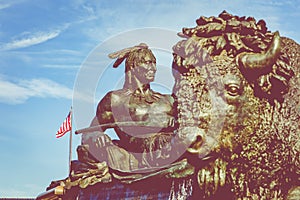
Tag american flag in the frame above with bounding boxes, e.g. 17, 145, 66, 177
56, 111, 72, 138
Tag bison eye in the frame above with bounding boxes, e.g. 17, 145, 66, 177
226, 84, 241, 96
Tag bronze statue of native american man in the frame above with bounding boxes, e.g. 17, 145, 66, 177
80, 43, 186, 171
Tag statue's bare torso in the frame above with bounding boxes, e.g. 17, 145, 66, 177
96, 88, 175, 147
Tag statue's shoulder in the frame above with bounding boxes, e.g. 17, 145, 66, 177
101, 89, 130, 104
151, 90, 175, 104
97, 89, 129, 117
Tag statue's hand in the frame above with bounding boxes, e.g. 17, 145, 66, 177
94, 133, 113, 149
149, 116, 175, 129
168, 117, 175, 128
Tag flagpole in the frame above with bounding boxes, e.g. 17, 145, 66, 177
68, 107, 73, 174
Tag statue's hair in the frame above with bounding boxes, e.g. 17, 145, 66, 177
125, 48, 156, 72
108, 43, 156, 88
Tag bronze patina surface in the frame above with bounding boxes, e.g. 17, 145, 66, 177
173, 10, 299, 199
43, 11, 299, 200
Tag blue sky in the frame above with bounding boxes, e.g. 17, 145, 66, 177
0, 0, 299, 197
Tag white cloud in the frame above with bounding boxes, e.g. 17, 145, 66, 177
0, 0, 25, 10
11, 49, 82, 56
0, 3, 11, 9
0, 134, 12, 142
77, 0, 293, 44
0, 30, 62, 51
0, 77, 73, 104
42, 64, 80, 69
0, 184, 42, 198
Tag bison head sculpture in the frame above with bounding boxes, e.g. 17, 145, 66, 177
172, 11, 299, 199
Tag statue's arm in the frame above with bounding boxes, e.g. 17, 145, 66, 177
81, 92, 115, 147
96, 92, 115, 128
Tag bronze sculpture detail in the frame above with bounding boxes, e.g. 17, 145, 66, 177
43, 11, 299, 200
173, 10, 299, 199
82, 43, 180, 170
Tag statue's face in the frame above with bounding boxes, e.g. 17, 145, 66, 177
133, 53, 157, 84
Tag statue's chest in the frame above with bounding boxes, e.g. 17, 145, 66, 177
127, 98, 172, 122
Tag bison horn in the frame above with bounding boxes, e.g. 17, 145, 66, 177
236, 31, 281, 77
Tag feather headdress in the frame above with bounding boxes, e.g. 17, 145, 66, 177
108, 43, 149, 68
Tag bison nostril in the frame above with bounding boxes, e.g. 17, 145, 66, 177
188, 135, 204, 151
195, 135, 202, 143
